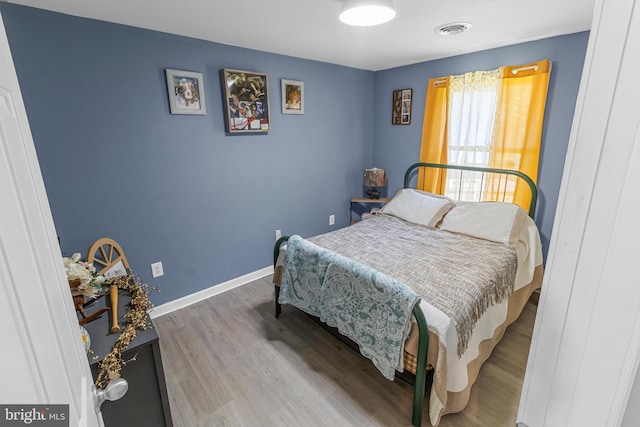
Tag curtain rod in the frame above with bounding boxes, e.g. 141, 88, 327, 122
433, 61, 548, 84
511, 64, 539, 75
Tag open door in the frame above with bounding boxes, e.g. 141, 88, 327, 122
0, 12, 103, 426
518, 0, 640, 425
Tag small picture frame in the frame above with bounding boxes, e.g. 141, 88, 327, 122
392, 88, 412, 125
221, 68, 270, 133
165, 69, 206, 115
281, 79, 304, 115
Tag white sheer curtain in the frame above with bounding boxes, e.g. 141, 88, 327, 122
445, 68, 503, 200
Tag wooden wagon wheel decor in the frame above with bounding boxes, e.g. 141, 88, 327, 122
86, 237, 132, 333
86, 237, 131, 277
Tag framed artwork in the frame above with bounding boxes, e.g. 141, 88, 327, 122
221, 68, 270, 133
281, 79, 304, 114
165, 69, 206, 115
392, 88, 412, 125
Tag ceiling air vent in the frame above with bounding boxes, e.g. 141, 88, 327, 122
435, 22, 472, 36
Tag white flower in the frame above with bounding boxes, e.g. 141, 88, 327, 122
63, 253, 110, 298
65, 260, 92, 286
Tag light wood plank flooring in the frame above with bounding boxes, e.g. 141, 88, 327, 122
154, 275, 537, 426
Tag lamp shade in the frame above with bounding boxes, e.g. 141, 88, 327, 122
339, 0, 396, 27
363, 168, 386, 187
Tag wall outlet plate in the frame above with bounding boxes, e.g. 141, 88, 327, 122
151, 261, 164, 278
329, 215, 335, 225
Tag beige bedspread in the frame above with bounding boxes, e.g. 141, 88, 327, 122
309, 215, 518, 357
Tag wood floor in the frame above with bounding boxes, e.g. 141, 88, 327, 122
154, 275, 537, 426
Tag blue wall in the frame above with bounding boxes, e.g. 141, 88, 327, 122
372, 32, 590, 259
1, 3, 588, 305
1, 4, 374, 304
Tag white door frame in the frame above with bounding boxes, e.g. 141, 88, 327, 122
518, 0, 640, 425
0, 12, 102, 426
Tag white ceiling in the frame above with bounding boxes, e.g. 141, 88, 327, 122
9, 0, 596, 71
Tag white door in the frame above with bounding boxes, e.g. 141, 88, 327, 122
517, 0, 640, 425
0, 12, 102, 426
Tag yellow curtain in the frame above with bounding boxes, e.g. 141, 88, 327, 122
489, 59, 551, 209
417, 77, 449, 193
419, 59, 551, 210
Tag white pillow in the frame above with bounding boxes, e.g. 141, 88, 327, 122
381, 189, 454, 227
439, 202, 528, 247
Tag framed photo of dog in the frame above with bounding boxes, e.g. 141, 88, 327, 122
221, 68, 270, 133
166, 69, 206, 115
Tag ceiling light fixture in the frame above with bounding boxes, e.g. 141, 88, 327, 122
435, 22, 472, 36
339, 0, 396, 27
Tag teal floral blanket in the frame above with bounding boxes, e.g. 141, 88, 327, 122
278, 235, 420, 380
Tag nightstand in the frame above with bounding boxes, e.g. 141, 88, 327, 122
350, 197, 391, 224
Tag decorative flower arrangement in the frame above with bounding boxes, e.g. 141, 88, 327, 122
63, 253, 108, 297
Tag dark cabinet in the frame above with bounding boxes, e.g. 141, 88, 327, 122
83, 290, 172, 426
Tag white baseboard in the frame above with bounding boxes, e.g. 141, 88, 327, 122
149, 266, 273, 319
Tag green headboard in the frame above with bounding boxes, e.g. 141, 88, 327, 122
403, 162, 538, 218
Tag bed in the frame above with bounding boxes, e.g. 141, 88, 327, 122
272, 162, 544, 426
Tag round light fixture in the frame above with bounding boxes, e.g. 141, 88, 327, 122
339, 0, 396, 27
435, 22, 472, 36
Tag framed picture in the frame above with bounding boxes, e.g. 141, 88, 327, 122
281, 79, 304, 114
165, 69, 206, 115
221, 68, 270, 133
392, 88, 412, 125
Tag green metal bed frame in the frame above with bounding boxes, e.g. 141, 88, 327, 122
272, 162, 538, 427
404, 162, 538, 218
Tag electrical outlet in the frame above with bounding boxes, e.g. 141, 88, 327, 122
275, 229, 282, 240
329, 214, 335, 225
151, 261, 164, 278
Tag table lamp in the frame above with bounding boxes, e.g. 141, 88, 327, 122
363, 168, 386, 199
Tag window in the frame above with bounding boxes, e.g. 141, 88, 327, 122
418, 60, 551, 210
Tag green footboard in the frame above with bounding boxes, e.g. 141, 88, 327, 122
273, 236, 429, 427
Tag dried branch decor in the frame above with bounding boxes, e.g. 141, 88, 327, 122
94, 275, 154, 389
